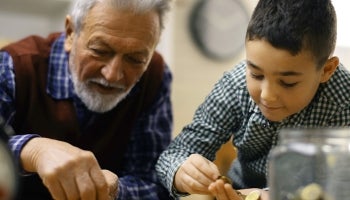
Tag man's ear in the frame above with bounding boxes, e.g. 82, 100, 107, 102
320, 56, 339, 83
64, 15, 74, 52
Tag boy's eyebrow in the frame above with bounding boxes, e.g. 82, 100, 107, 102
246, 60, 303, 76
246, 60, 262, 71
278, 71, 303, 76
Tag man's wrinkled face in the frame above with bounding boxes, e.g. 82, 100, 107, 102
64, 3, 160, 113
245, 39, 326, 122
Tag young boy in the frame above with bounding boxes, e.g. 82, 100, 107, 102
156, 0, 349, 199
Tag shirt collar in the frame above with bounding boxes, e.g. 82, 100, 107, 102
46, 33, 74, 99
248, 97, 260, 113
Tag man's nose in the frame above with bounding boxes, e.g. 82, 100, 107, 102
101, 57, 124, 82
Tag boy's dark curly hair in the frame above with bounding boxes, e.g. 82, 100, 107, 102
246, 0, 337, 68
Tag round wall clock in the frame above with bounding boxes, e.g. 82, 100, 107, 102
189, 0, 250, 61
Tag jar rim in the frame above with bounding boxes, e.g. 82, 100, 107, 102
279, 127, 350, 140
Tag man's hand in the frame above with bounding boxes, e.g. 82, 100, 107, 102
21, 137, 116, 200
102, 169, 118, 200
174, 154, 221, 195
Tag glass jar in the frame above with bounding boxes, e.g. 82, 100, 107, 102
268, 128, 350, 200
0, 117, 17, 200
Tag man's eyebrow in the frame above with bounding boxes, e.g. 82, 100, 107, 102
130, 50, 150, 57
246, 60, 302, 76
87, 39, 150, 56
87, 39, 109, 47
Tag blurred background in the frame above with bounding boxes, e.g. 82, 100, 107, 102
0, 0, 349, 199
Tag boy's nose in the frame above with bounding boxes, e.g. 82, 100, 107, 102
260, 82, 278, 102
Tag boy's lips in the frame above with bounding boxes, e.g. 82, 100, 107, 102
261, 103, 282, 110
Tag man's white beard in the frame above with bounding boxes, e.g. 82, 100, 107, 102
70, 68, 133, 113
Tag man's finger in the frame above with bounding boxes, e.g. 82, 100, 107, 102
75, 171, 96, 200
90, 167, 109, 200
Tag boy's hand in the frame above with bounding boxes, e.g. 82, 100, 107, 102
208, 178, 243, 200
209, 179, 270, 200
174, 154, 220, 195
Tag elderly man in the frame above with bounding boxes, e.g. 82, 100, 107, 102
0, 0, 173, 199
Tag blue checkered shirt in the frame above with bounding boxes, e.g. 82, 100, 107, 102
0, 33, 174, 200
156, 61, 350, 197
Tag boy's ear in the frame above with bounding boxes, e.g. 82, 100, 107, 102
64, 15, 74, 52
320, 56, 339, 83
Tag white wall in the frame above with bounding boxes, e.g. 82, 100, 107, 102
333, 0, 350, 68
0, 0, 70, 41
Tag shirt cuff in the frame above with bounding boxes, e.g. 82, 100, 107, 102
171, 185, 189, 197
8, 134, 41, 174
168, 157, 189, 198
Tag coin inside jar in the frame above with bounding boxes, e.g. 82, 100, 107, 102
299, 183, 323, 200
217, 175, 232, 185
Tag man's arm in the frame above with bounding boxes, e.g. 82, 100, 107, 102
0, 51, 40, 171
116, 65, 174, 199
1, 51, 116, 200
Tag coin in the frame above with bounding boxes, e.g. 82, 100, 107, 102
245, 190, 261, 200
299, 183, 323, 200
217, 175, 232, 185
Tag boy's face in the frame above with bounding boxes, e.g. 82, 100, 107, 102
245, 39, 324, 122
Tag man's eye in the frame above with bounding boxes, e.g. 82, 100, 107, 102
280, 81, 298, 88
126, 56, 146, 65
91, 48, 109, 56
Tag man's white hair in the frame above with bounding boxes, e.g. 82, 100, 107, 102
69, 0, 172, 34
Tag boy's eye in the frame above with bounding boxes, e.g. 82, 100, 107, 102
250, 73, 264, 80
280, 80, 298, 88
